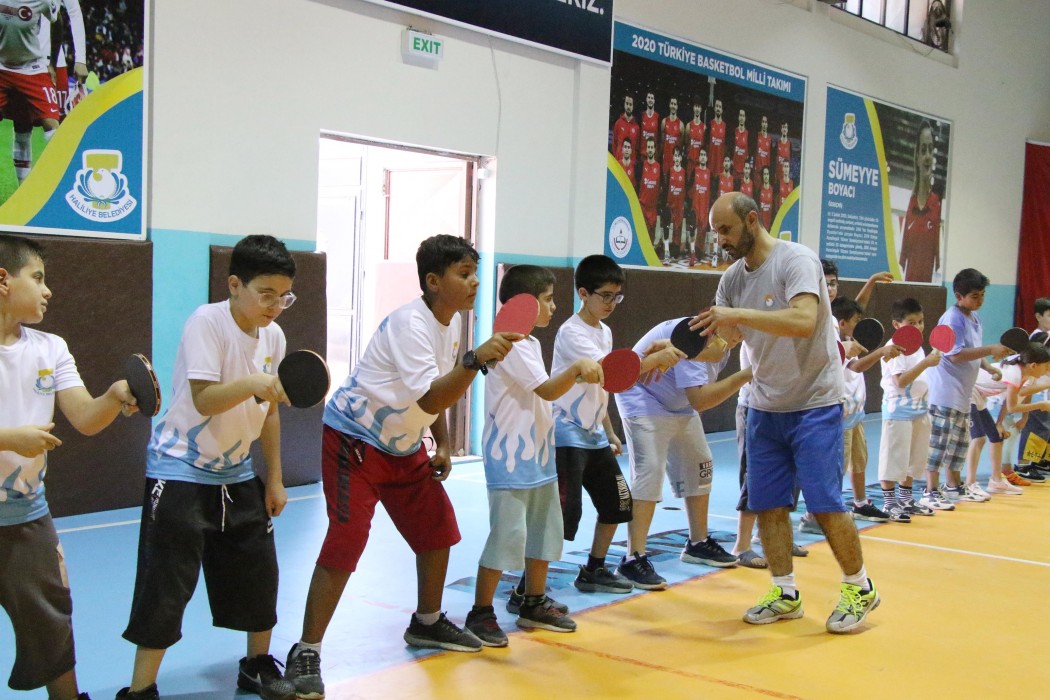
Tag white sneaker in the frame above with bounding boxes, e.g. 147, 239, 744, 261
986, 478, 1023, 495
919, 490, 955, 511
963, 482, 991, 502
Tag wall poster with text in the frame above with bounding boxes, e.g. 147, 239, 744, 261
0, 0, 147, 240
820, 86, 951, 284
604, 22, 806, 271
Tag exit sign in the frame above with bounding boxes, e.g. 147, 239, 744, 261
402, 29, 443, 68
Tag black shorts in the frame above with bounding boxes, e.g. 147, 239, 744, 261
969, 405, 1002, 443
556, 446, 632, 540
122, 477, 279, 649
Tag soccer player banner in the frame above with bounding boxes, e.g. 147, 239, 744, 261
820, 86, 952, 284
0, 1, 146, 240
605, 22, 806, 271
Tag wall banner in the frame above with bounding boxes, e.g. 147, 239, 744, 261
604, 22, 806, 271
0, 1, 147, 240
820, 86, 951, 283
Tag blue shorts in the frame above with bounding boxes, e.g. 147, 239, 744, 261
746, 404, 846, 514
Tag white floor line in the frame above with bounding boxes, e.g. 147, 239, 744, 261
57, 519, 139, 534
860, 534, 1050, 568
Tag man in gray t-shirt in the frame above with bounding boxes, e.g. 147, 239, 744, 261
694, 192, 879, 635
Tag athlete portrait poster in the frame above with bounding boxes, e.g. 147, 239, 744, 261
604, 22, 807, 271
820, 86, 952, 284
0, 0, 146, 240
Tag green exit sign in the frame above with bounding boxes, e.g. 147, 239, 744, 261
402, 29, 443, 68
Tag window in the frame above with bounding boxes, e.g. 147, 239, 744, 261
831, 0, 952, 53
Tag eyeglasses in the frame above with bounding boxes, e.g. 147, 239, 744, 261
591, 290, 624, 305
249, 286, 297, 309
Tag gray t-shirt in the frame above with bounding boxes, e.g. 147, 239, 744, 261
715, 240, 843, 412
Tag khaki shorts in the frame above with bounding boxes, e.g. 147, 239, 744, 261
843, 422, 868, 475
622, 414, 713, 502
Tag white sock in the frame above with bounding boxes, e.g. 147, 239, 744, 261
772, 573, 796, 598
12, 130, 31, 184
843, 565, 868, 590
414, 611, 441, 626
294, 640, 321, 655
42, 128, 55, 142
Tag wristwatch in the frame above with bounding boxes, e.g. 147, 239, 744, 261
462, 350, 488, 375
710, 334, 729, 353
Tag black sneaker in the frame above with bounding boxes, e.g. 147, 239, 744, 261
1034, 461, 1050, 474
507, 587, 569, 615
851, 500, 891, 522
403, 613, 483, 652
78, 694, 91, 700
238, 654, 296, 700
285, 644, 325, 700
115, 685, 159, 700
465, 606, 509, 647
1015, 465, 1047, 482
573, 565, 634, 593
681, 537, 739, 567
616, 553, 667, 591
516, 598, 577, 633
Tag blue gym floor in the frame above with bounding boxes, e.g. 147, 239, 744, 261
0, 415, 981, 698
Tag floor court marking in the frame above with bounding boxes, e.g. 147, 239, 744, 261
860, 534, 1050, 568
517, 636, 805, 700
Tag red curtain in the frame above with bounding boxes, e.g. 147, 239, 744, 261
1015, 141, 1050, 328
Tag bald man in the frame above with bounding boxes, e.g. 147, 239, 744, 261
692, 192, 880, 635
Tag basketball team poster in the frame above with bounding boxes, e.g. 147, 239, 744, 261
604, 22, 807, 271
0, 0, 146, 240
820, 86, 952, 284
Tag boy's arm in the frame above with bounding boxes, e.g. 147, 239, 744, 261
428, 412, 452, 481
0, 424, 62, 457
847, 344, 901, 374
894, 350, 941, 389
417, 332, 519, 415
854, 271, 893, 310
685, 367, 752, 412
259, 401, 287, 517
949, 345, 1010, 365
56, 381, 134, 436
535, 358, 602, 402
190, 373, 287, 416
638, 339, 687, 374
602, 414, 622, 456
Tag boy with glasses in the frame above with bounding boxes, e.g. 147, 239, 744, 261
552, 255, 682, 593
117, 235, 297, 700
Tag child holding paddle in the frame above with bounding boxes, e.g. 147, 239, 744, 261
831, 298, 902, 522
0, 235, 135, 700
463, 265, 603, 647
922, 269, 1011, 511
877, 298, 942, 520
117, 234, 297, 700
286, 235, 519, 697
552, 255, 683, 593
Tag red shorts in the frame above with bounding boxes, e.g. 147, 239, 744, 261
317, 425, 461, 572
0, 70, 59, 123
642, 204, 657, 234
54, 66, 69, 116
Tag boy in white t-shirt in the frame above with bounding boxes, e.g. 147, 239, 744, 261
464, 265, 603, 647
286, 235, 519, 697
878, 298, 941, 520
118, 235, 298, 700
0, 235, 134, 700
831, 297, 901, 523
553, 255, 682, 593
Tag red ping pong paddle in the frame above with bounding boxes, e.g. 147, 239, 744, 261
493, 294, 540, 336
600, 348, 642, 393
929, 324, 955, 353
837, 340, 846, 365
891, 325, 923, 356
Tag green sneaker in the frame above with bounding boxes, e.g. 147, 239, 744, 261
742, 585, 803, 625
825, 579, 880, 633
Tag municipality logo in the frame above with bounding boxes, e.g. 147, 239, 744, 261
66, 149, 138, 222
839, 113, 858, 150
608, 216, 633, 259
